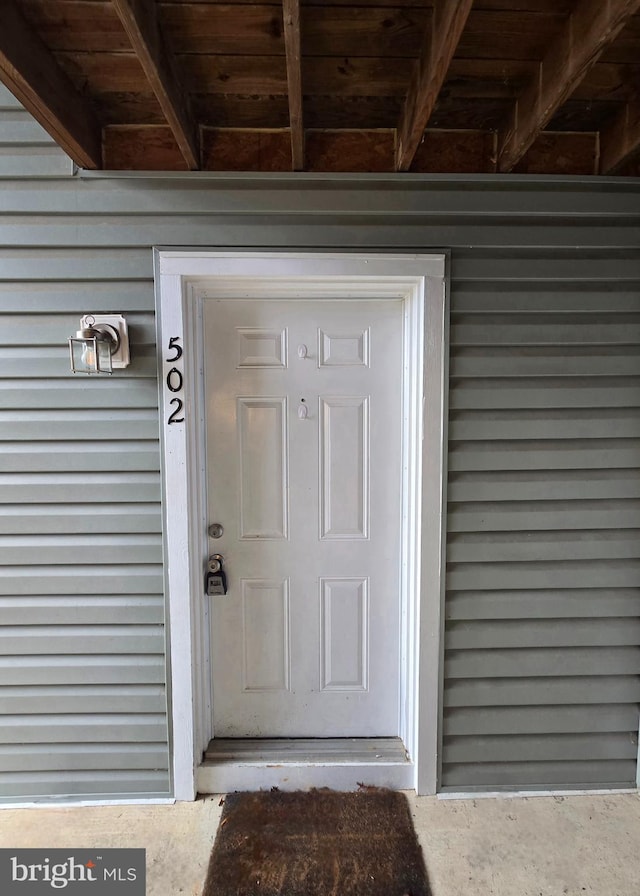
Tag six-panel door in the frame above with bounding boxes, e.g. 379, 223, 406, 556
205, 298, 403, 737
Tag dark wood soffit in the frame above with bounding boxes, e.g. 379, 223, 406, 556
396, 0, 474, 172
111, 0, 199, 169
600, 99, 640, 174
283, 0, 304, 171
0, 0, 101, 169
103, 125, 601, 177
497, 0, 640, 172
2, 0, 640, 177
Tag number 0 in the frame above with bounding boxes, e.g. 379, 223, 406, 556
166, 367, 183, 393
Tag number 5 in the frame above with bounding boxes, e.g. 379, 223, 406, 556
166, 336, 183, 362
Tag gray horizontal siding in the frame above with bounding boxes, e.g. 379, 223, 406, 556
0, 743, 168, 771
0, 98, 167, 801
441, 761, 637, 789
0, 772, 169, 799
3, 173, 640, 215
0, 444, 160, 474
0, 568, 163, 595
0, 85, 73, 179
0, 473, 160, 502
0, 625, 164, 654
2, 715, 166, 744
0, 596, 164, 624
1, 216, 640, 248
0, 505, 160, 534
1, 94, 639, 799
445, 647, 640, 678
444, 705, 638, 736
0, 685, 166, 714
443, 262, 640, 792
0, 655, 165, 685
0, 739, 169, 796
446, 677, 640, 706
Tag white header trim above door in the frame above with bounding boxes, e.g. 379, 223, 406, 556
155, 250, 448, 800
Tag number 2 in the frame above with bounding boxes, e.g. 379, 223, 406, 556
168, 397, 184, 424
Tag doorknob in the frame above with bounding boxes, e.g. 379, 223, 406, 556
208, 554, 224, 573
206, 554, 227, 595
208, 523, 224, 538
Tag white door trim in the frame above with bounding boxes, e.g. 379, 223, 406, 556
155, 251, 448, 799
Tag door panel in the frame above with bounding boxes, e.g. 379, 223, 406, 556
320, 576, 369, 690
320, 396, 369, 538
205, 298, 403, 737
237, 397, 288, 539
241, 578, 290, 692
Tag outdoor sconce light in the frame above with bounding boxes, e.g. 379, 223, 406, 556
68, 314, 130, 374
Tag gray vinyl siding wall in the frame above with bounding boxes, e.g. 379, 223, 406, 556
444, 262, 640, 791
0, 86, 73, 179
0, 87, 169, 801
1, 88, 639, 799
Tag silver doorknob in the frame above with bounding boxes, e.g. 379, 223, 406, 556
208, 523, 224, 538
208, 554, 224, 573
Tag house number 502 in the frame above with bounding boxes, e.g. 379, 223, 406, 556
166, 336, 185, 424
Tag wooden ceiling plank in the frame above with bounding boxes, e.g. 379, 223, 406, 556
283, 0, 304, 170
396, 0, 474, 172
202, 129, 293, 172
0, 1, 102, 169
104, 124, 189, 170
112, 0, 199, 169
599, 100, 640, 173
497, 0, 640, 172
307, 130, 395, 172
515, 131, 599, 175
412, 129, 498, 173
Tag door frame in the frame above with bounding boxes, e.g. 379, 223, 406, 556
155, 250, 448, 799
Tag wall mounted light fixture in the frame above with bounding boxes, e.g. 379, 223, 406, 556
68, 314, 130, 374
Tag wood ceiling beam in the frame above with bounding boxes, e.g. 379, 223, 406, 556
599, 100, 640, 174
0, 1, 102, 169
283, 0, 304, 170
112, 0, 199, 169
498, 0, 640, 172
395, 0, 474, 172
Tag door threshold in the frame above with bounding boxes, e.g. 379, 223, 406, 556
197, 737, 414, 793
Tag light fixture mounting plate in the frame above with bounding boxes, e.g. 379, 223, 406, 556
80, 314, 130, 368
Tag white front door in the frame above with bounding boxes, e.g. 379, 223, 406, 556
204, 297, 403, 738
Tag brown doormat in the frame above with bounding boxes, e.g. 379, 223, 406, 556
202, 788, 431, 896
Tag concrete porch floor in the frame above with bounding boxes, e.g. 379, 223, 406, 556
1, 792, 639, 895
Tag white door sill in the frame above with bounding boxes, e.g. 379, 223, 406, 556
197, 737, 414, 792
